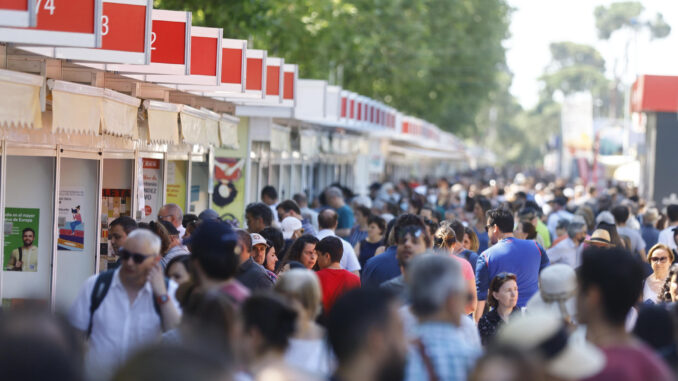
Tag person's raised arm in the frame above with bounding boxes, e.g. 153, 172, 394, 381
149, 264, 180, 331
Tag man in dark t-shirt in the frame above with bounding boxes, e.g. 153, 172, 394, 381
234, 230, 273, 291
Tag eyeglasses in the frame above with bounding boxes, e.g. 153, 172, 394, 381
651, 256, 669, 264
119, 249, 153, 264
158, 215, 172, 221
397, 225, 424, 244
485, 223, 495, 232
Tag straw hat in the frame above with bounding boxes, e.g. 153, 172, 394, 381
584, 229, 612, 247
497, 312, 605, 380
527, 264, 577, 322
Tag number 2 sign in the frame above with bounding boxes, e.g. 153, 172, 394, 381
0, 0, 102, 47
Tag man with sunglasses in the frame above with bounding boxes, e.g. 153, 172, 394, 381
69, 229, 181, 380
380, 218, 431, 301
474, 208, 550, 321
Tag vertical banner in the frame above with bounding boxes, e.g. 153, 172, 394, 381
165, 161, 186, 212
58, 187, 86, 251
142, 158, 161, 222
100, 188, 131, 261
212, 157, 245, 228
3, 207, 39, 272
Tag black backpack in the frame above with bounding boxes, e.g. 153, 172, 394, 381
87, 270, 168, 338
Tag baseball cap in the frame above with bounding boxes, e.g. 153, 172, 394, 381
198, 209, 220, 222
250, 233, 269, 247
281, 216, 303, 240
183, 219, 239, 256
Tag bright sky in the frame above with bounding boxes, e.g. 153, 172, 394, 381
506, 0, 678, 108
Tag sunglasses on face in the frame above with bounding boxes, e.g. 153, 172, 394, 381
397, 226, 424, 244
485, 223, 495, 232
651, 256, 669, 264
119, 249, 153, 264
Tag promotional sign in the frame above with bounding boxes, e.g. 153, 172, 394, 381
165, 161, 186, 212
212, 157, 245, 227
282, 64, 297, 106
51, 0, 152, 64
141, 158, 161, 222
3, 207, 39, 272
265, 57, 283, 102
145, 26, 222, 85
0, 0, 36, 27
58, 187, 86, 251
106, 9, 191, 75
0, 0, 102, 47
245, 49, 266, 99
175, 38, 246, 95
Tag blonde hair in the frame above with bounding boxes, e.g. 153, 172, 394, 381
434, 222, 456, 249
647, 243, 674, 263
274, 269, 322, 318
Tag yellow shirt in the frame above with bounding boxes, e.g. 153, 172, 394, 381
10, 246, 38, 272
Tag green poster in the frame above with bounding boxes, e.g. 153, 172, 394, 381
212, 157, 246, 228
3, 207, 40, 272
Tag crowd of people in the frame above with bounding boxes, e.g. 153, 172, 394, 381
2, 170, 678, 381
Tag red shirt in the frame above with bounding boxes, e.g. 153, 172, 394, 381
316, 268, 361, 314
582, 344, 673, 381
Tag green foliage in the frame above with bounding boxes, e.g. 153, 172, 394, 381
594, 2, 643, 39
154, 0, 510, 134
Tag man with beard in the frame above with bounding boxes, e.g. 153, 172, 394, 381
475, 208, 549, 320
327, 288, 408, 381
7, 228, 38, 272
405, 254, 480, 381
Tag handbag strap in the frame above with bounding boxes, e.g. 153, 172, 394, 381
413, 338, 440, 381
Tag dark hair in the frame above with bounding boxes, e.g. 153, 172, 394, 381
316, 236, 344, 263
523, 201, 543, 218
109, 217, 137, 235
659, 263, 678, 303
292, 193, 307, 206
517, 207, 537, 221
245, 203, 273, 227
242, 294, 296, 351
235, 230, 252, 252
146, 221, 171, 254
182, 214, 199, 228
469, 345, 543, 381
159, 220, 179, 236
595, 222, 624, 248
185, 220, 200, 238
355, 205, 371, 219
189, 221, 241, 281
475, 197, 492, 214
487, 272, 517, 309
383, 218, 397, 246
259, 227, 284, 258
486, 208, 514, 233
448, 220, 465, 242
165, 255, 192, 278
578, 247, 644, 325
518, 221, 537, 240
21, 227, 36, 236
367, 215, 386, 234
277, 199, 301, 215
632, 305, 678, 369
393, 214, 431, 248
611, 205, 630, 224
318, 209, 338, 230
667, 205, 678, 223
282, 235, 319, 267
327, 288, 395, 363
261, 185, 278, 201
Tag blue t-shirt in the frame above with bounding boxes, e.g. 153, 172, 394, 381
458, 249, 478, 270
474, 227, 489, 254
361, 246, 400, 288
335, 205, 355, 231
475, 237, 549, 307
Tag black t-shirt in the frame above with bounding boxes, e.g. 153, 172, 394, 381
236, 257, 273, 291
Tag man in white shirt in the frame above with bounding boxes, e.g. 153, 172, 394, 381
69, 229, 181, 380
158, 203, 186, 239
547, 219, 586, 268
547, 197, 574, 238
658, 205, 678, 250
316, 209, 361, 275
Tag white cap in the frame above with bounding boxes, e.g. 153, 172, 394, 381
281, 216, 303, 240
526, 264, 577, 322
250, 233, 268, 247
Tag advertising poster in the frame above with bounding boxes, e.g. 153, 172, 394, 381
142, 158, 161, 222
3, 207, 39, 272
212, 157, 246, 228
165, 161, 186, 212
58, 187, 86, 251
101, 189, 132, 260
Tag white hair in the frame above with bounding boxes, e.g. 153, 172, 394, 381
325, 187, 343, 200
407, 254, 466, 317
126, 229, 161, 255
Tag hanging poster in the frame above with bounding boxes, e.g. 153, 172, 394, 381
100, 188, 132, 259
142, 158, 161, 222
165, 161, 186, 212
58, 187, 86, 251
212, 157, 245, 228
3, 208, 40, 272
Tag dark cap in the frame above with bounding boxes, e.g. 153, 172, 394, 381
159, 220, 179, 235
549, 196, 568, 206
198, 209, 220, 222
184, 219, 239, 255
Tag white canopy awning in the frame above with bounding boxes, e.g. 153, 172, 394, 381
144, 100, 180, 144
0, 69, 43, 129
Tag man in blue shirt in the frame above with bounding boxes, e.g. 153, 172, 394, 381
326, 186, 354, 238
475, 208, 549, 319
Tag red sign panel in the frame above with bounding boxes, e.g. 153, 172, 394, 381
151, 20, 185, 65
246, 58, 263, 91
283, 71, 294, 100
341, 97, 347, 118
0, 0, 27, 10
36, 0, 94, 33
100, 1, 146, 52
222, 48, 242, 84
0, 0, 35, 27
191, 36, 218, 76
266, 65, 280, 96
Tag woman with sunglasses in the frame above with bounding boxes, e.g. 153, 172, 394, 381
644, 244, 674, 303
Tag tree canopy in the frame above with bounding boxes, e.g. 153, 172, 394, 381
154, 0, 511, 135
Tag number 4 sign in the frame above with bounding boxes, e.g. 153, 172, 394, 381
0, 0, 103, 47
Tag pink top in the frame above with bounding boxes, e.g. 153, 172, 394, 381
451, 254, 475, 282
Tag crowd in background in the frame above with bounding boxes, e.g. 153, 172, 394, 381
2, 167, 678, 381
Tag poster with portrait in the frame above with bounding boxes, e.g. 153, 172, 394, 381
3, 207, 40, 272
212, 157, 246, 228
58, 187, 86, 251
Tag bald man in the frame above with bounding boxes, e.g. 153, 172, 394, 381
317, 209, 361, 275
69, 229, 180, 380
158, 203, 185, 238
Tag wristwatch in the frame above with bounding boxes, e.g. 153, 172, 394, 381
155, 294, 169, 305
